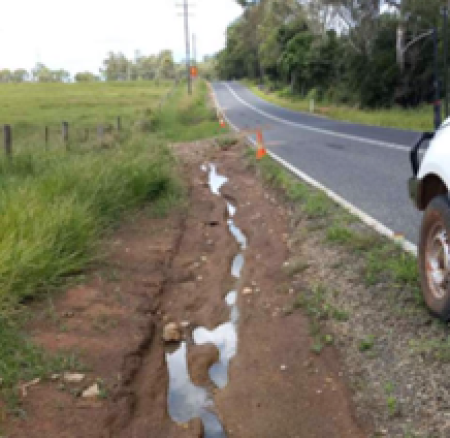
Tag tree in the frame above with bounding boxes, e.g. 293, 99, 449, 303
11, 69, 29, 83
156, 50, 175, 79
0, 69, 12, 83
32, 63, 53, 82
31, 64, 71, 83
75, 72, 99, 82
53, 69, 71, 83
217, 0, 444, 109
100, 52, 131, 81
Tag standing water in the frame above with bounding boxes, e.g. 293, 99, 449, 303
165, 164, 247, 437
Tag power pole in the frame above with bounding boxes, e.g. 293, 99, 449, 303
192, 33, 197, 66
177, 0, 194, 95
183, 0, 192, 95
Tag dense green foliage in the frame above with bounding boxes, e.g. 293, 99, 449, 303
217, 0, 450, 109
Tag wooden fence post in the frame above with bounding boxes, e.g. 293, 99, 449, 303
62, 121, 69, 148
45, 126, 49, 147
97, 125, 104, 143
3, 125, 12, 157
117, 116, 121, 132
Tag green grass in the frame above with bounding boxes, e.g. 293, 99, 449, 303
0, 316, 84, 401
244, 80, 434, 132
0, 139, 177, 305
293, 284, 347, 354
0, 80, 174, 145
154, 81, 225, 142
358, 335, 376, 352
0, 80, 217, 407
364, 244, 419, 287
216, 136, 239, 149
326, 226, 354, 244
303, 192, 332, 219
409, 337, 450, 363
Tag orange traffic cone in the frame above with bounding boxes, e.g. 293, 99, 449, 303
220, 117, 226, 128
256, 147, 267, 159
256, 129, 267, 159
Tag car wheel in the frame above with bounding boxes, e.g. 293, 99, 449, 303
419, 195, 450, 320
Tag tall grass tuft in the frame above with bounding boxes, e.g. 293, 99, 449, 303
0, 136, 178, 306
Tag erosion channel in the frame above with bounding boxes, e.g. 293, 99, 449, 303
165, 163, 246, 437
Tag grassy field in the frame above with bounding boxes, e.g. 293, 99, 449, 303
244, 81, 436, 132
0, 79, 219, 408
0, 81, 172, 125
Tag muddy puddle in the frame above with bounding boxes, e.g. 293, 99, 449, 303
165, 164, 247, 437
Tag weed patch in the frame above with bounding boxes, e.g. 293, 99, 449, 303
294, 284, 347, 354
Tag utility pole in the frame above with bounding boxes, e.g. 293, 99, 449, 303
176, 0, 194, 94
192, 33, 197, 66
183, 0, 192, 95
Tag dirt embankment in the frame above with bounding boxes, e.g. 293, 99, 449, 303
1, 141, 367, 437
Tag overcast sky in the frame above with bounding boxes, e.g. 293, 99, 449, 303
0, 0, 242, 75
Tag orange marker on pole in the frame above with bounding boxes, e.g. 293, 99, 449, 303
220, 116, 226, 128
256, 130, 263, 144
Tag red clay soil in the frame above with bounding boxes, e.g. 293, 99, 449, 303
0, 140, 369, 437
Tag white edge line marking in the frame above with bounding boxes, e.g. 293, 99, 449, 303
208, 82, 418, 257
223, 82, 415, 154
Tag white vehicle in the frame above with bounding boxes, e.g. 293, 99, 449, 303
409, 125, 450, 319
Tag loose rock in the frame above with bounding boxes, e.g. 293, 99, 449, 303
64, 373, 85, 383
82, 383, 100, 399
242, 287, 253, 295
163, 322, 182, 342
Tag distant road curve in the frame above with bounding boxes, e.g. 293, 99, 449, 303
211, 81, 424, 247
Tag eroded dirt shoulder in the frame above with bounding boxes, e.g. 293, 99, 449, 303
2, 205, 185, 437
1, 140, 368, 438
199, 144, 366, 438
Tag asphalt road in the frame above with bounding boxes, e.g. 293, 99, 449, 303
212, 81, 425, 245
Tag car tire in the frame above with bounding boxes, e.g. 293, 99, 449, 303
419, 194, 450, 320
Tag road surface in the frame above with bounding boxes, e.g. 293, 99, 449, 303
212, 81, 425, 245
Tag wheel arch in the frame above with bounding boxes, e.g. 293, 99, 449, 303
419, 174, 449, 210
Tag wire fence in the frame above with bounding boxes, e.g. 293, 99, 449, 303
0, 80, 180, 157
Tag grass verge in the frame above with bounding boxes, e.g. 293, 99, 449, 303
245, 148, 421, 300
244, 148, 450, 435
0, 80, 219, 409
244, 80, 434, 132
155, 80, 225, 142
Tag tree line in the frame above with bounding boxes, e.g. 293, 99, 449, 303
0, 49, 185, 83
216, 0, 450, 108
